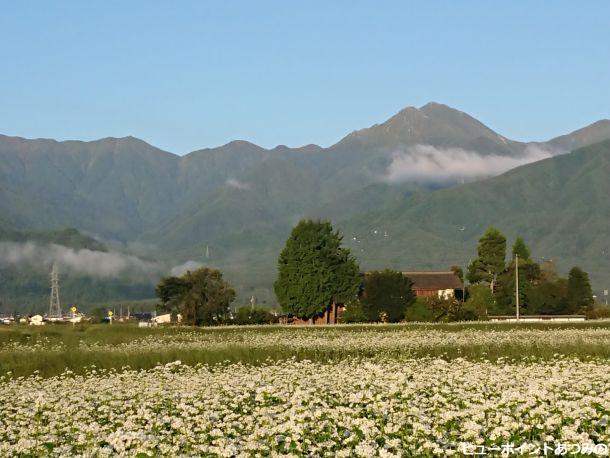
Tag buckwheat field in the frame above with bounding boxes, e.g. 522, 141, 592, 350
1, 323, 609, 456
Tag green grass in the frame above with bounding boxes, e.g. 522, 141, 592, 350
1, 321, 609, 378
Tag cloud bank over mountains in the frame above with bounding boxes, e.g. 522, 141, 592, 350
383, 144, 554, 183
0, 242, 161, 279
0, 242, 206, 281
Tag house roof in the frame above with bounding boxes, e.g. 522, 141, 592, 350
401, 271, 463, 290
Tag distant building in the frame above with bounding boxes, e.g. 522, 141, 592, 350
401, 271, 463, 299
131, 312, 155, 322
29, 315, 45, 326
152, 313, 171, 324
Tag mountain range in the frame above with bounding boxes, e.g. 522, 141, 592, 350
1, 102, 609, 310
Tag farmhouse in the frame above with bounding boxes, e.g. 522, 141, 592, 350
401, 271, 463, 299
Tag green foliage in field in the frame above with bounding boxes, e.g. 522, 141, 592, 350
466, 229, 595, 317
274, 220, 360, 319
588, 305, 610, 319
232, 306, 277, 325
360, 270, 415, 322
494, 241, 541, 314
467, 227, 506, 291
339, 299, 369, 323
567, 266, 594, 313
156, 268, 235, 325
87, 307, 107, 324
465, 284, 494, 318
404, 298, 437, 322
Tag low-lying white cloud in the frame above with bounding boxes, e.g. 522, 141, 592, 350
226, 178, 250, 190
0, 242, 215, 282
170, 260, 205, 276
0, 242, 161, 279
383, 144, 553, 183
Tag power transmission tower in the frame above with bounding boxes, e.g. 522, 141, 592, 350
48, 262, 62, 318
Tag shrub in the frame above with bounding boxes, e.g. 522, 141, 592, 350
233, 306, 277, 325
340, 300, 368, 323
587, 305, 610, 320
405, 298, 436, 322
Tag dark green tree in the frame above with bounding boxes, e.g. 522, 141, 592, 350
233, 306, 277, 325
566, 267, 594, 313
182, 268, 235, 325
512, 237, 532, 261
495, 238, 540, 313
425, 296, 476, 322
274, 220, 361, 320
540, 259, 559, 282
528, 278, 569, 315
465, 284, 495, 318
339, 299, 368, 323
404, 298, 437, 322
155, 276, 189, 318
467, 227, 506, 292
155, 267, 235, 325
450, 265, 464, 283
361, 270, 415, 322
87, 306, 107, 324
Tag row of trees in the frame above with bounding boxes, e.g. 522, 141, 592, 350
155, 220, 412, 325
275, 220, 430, 322
156, 268, 279, 326
465, 227, 594, 317
341, 270, 416, 323
275, 221, 597, 322
154, 220, 597, 326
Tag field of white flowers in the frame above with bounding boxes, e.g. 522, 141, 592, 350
1, 324, 609, 456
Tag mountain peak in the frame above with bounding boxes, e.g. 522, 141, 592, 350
185, 139, 267, 158
419, 101, 453, 111
95, 135, 150, 146
335, 102, 518, 156
216, 140, 267, 153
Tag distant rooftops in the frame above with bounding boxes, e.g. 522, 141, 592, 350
401, 271, 463, 291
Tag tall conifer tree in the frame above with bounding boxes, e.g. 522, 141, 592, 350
275, 220, 361, 319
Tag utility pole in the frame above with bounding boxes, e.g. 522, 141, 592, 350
515, 254, 520, 321
462, 263, 467, 305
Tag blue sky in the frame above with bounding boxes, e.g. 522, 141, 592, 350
1, 1, 609, 154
